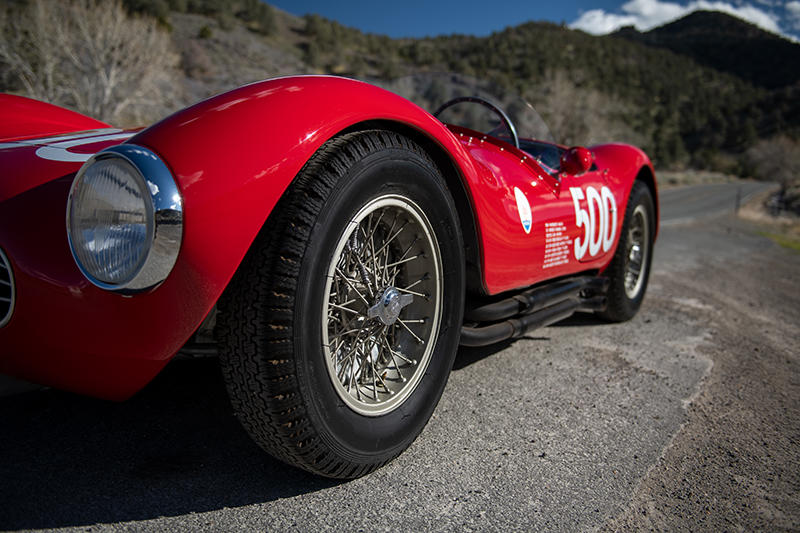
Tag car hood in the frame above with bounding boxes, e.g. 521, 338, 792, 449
0, 129, 138, 203
0, 94, 141, 202
0, 93, 111, 142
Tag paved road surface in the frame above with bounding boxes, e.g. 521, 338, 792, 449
659, 181, 772, 226
1, 181, 797, 532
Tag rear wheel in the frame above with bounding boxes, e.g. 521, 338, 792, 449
598, 180, 655, 322
217, 130, 465, 478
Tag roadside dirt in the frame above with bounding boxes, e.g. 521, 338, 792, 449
602, 215, 800, 531
656, 170, 744, 190
738, 188, 800, 245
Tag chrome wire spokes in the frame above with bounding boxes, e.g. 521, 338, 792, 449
624, 204, 649, 299
322, 195, 442, 416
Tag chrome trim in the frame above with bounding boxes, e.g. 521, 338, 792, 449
66, 144, 183, 294
0, 248, 14, 328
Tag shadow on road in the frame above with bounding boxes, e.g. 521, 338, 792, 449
550, 311, 609, 327
453, 340, 514, 370
452, 311, 606, 371
0, 312, 609, 529
0, 359, 341, 530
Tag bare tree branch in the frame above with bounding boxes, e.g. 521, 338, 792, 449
0, 0, 178, 123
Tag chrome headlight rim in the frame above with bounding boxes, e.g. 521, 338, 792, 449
66, 144, 183, 294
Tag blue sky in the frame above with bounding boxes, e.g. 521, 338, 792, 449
269, 0, 800, 41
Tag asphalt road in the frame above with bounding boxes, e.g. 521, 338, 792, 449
1, 181, 797, 532
658, 181, 769, 227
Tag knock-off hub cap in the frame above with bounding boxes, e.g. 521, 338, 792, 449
368, 287, 414, 325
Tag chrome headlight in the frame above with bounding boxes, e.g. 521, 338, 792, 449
67, 144, 183, 293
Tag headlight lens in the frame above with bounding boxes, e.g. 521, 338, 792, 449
68, 156, 153, 285
67, 144, 182, 293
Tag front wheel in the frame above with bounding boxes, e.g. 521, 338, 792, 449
598, 180, 655, 322
217, 131, 465, 478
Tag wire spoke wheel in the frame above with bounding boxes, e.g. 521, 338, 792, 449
217, 130, 464, 478
323, 195, 442, 416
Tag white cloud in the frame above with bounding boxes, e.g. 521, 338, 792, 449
568, 9, 638, 34
570, 0, 783, 37
787, 1, 800, 30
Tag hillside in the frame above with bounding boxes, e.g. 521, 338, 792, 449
613, 11, 800, 90
267, 11, 799, 171
173, 5, 800, 172
1, 0, 799, 178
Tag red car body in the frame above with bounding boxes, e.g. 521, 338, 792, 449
0, 76, 657, 400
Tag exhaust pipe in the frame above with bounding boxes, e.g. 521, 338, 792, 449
464, 276, 606, 323
460, 298, 580, 347
459, 276, 608, 347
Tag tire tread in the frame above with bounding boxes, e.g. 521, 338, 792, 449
217, 130, 440, 477
598, 180, 655, 322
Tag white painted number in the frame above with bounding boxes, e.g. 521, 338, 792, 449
569, 186, 617, 260
570, 187, 589, 259
601, 186, 618, 253
35, 131, 134, 162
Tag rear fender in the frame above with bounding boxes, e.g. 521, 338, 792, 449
591, 143, 659, 238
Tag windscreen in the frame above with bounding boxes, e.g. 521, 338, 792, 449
375, 73, 556, 145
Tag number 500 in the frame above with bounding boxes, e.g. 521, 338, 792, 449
569, 186, 617, 260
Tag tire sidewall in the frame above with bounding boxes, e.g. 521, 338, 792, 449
613, 182, 655, 318
293, 145, 464, 461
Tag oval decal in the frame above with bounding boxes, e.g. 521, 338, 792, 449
514, 186, 532, 234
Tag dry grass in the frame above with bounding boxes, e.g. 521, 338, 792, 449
738, 187, 800, 252
660, 171, 800, 252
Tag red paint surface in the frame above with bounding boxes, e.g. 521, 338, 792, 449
0, 94, 109, 142
448, 127, 644, 288
560, 146, 593, 175
0, 76, 657, 399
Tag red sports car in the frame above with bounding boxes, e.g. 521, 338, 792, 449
0, 75, 657, 478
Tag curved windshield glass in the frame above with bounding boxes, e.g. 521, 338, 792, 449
375, 73, 556, 144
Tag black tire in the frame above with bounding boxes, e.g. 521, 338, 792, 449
597, 180, 655, 322
216, 130, 465, 478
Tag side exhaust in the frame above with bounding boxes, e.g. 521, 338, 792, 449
460, 276, 608, 347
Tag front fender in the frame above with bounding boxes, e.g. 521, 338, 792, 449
131, 76, 481, 349
0, 77, 483, 400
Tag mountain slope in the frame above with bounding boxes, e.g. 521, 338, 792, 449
144, 7, 800, 169
613, 11, 800, 90
1, 1, 797, 173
